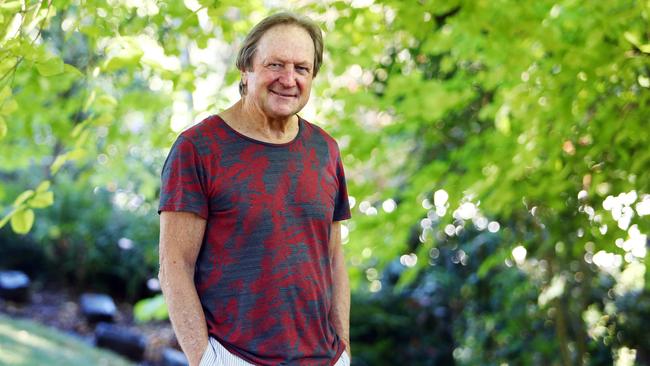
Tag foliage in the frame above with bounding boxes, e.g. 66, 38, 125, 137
133, 292, 168, 323
305, 1, 649, 364
0, 0, 649, 365
1, 174, 160, 301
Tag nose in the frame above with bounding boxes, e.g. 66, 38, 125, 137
277, 66, 297, 88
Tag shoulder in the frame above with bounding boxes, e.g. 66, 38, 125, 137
300, 117, 340, 152
179, 115, 222, 141
175, 115, 226, 155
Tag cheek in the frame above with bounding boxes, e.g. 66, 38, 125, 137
299, 80, 312, 95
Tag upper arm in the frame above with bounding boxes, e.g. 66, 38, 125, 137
159, 211, 207, 271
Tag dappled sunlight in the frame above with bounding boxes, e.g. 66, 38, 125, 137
0, 316, 133, 366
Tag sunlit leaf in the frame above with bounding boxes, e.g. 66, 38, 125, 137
96, 94, 118, 108
133, 294, 168, 323
10, 208, 35, 234
35, 180, 51, 192
63, 63, 84, 77
28, 191, 54, 208
13, 190, 34, 207
67, 148, 87, 161
0, 1, 21, 11
102, 37, 144, 72
0, 86, 10, 101
83, 90, 96, 112
1, 99, 18, 114
50, 154, 68, 175
623, 31, 641, 47
639, 44, 650, 54
35, 56, 65, 76
0, 116, 6, 139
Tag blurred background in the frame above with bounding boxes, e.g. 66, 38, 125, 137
0, 0, 649, 365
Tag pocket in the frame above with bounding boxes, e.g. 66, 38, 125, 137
198, 339, 214, 366
333, 350, 349, 366
343, 350, 351, 366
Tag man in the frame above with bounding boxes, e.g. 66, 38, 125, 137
158, 12, 352, 366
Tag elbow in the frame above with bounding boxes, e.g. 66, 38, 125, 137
157, 266, 165, 284
158, 255, 195, 285
157, 264, 169, 293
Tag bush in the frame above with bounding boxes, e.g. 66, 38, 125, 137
1, 174, 160, 302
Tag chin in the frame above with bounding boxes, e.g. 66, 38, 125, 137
267, 105, 304, 118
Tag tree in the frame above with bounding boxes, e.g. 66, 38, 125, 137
310, 0, 649, 364
1, 0, 649, 364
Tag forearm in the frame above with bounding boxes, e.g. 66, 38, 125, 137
160, 264, 208, 366
330, 246, 351, 355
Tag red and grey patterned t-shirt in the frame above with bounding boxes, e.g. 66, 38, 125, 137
159, 115, 351, 365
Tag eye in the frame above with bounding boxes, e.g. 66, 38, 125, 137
296, 66, 310, 74
267, 62, 283, 70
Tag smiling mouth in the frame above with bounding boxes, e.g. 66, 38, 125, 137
270, 90, 297, 98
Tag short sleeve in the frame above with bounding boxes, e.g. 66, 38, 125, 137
332, 154, 351, 221
158, 135, 209, 219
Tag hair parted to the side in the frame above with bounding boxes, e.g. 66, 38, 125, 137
236, 12, 324, 96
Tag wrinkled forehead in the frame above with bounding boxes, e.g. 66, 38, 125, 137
254, 25, 315, 65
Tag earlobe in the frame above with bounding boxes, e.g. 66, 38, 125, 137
239, 71, 248, 96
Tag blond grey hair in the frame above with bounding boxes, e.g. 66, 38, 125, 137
236, 12, 323, 95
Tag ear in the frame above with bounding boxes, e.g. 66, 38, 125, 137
241, 70, 248, 85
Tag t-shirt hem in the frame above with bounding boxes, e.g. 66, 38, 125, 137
214, 338, 257, 365
158, 204, 208, 220
333, 213, 351, 221
330, 341, 346, 366
213, 335, 346, 366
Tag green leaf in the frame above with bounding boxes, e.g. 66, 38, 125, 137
639, 44, 650, 54
96, 94, 118, 108
63, 63, 84, 77
67, 148, 87, 161
13, 190, 35, 207
10, 208, 35, 234
28, 191, 54, 208
624, 31, 641, 47
71, 122, 86, 138
1, 99, 18, 114
0, 116, 6, 139
83, 90, 96, 112
0, 86, 10, 101
495, 105, 511, 135
74, 130, 90, 149
36, 56, 65, 76
134, 294, 168, 323
50, 154, 68, 175
94, 113, 112, 126
35, 180, 51, 193
0, 1, 21, 11
102, 38, 144, 72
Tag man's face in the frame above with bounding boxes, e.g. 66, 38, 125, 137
242, 25, 315, 119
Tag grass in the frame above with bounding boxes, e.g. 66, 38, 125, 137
0, 314, 135, 366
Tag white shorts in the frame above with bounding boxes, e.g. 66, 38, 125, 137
199, 337, 351, 366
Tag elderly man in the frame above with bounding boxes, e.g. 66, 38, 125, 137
158, 12, 352, 366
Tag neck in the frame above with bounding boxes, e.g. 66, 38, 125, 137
234, 99, 297, 136
218, 99, 299, 144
